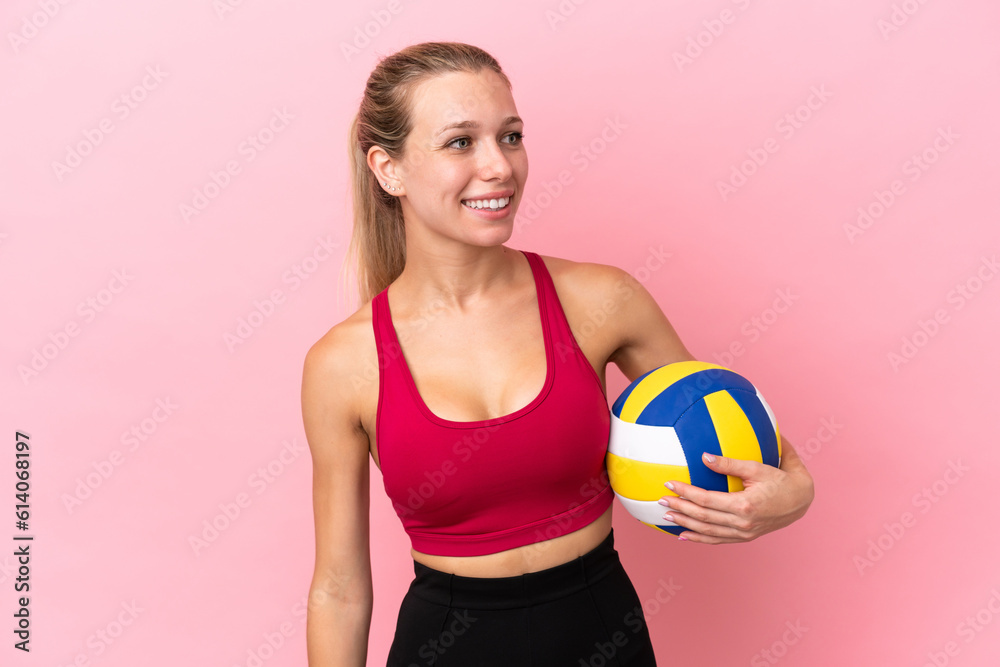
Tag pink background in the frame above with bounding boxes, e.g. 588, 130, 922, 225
3, 0, 999, 665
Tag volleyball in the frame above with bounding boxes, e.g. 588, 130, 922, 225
606, 361, 781, 535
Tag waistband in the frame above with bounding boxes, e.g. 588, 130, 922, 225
408, 529, 620, 610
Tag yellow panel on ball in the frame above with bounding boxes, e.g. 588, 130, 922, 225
703, 389, 762, 492
606, 452, 691, 500
617, 361, 729, 423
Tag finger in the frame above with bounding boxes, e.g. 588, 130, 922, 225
660, 494, 741, 529
665, 509, 755, 542
675, 530, 747, 545
700, 451, 775, 482
664, 478, 747, 514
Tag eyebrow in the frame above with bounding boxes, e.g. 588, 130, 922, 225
434, 115, 523, 137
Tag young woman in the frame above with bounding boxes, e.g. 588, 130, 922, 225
302, 42, 814, 666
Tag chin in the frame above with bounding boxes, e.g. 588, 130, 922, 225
468, 226, 515, 248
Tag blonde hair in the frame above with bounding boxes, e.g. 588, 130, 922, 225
339, 42, 513, 309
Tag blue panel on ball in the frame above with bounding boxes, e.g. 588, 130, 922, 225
611, 365, 661, 417
657, 524, 687, 536
726, 388, 780, 466
636, 369, 756, 426
672, 400, 728, 492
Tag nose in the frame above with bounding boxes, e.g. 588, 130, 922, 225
477, 138, 514, 182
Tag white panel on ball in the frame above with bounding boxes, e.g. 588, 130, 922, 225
608, 416, 687, 466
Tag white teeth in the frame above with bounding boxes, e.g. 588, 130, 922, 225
462, 196, 510, 210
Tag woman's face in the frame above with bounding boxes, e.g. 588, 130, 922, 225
391, 69, 528, 247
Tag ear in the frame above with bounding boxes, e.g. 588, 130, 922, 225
367, 145, 404, 194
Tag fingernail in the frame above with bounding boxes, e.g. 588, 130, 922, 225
664, 482, 675, 491
658, 499, 670, 507
663, 513, 673, 522
703, 452, 716, 463
678, 535, 688, 542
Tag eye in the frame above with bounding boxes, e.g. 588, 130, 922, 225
446, 132, 525, 150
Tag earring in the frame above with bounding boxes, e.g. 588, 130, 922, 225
381, 181, 397, 192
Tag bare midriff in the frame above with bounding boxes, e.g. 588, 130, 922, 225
409, 505, 613, 577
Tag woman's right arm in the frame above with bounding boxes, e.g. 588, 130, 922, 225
301, 329, 373, 667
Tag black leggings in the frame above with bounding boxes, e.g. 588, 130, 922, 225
386, 529, 657, 666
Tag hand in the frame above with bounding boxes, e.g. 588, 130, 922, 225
659, 437, 815, 544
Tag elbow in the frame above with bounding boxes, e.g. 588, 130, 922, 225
308, 571, 373, 610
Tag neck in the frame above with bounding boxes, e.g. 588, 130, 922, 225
394, 239, 519, 311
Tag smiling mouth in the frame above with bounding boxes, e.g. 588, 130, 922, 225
461, 196, 511, 211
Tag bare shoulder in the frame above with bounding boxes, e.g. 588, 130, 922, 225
302, 300, 378, 431
534, 252, 641, 311
307, 298, 375, 353
534, 251, 694, 379
532, 253, 638, 363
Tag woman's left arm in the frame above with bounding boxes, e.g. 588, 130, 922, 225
582, 261, 815, 545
